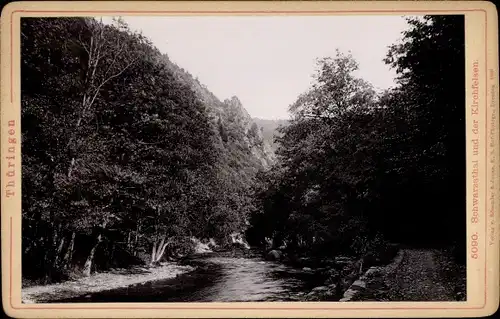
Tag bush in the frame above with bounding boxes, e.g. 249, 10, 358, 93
166, 237, 196, 258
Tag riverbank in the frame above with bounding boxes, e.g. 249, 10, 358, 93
22, 247, 413, 303
22, 262, 195, 303
270, 244, 400, 302
37, 253, 333, 303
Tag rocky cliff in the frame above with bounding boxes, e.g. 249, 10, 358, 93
160, 54, 276, 172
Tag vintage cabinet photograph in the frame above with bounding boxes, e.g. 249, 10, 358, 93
1, 1, 498, 318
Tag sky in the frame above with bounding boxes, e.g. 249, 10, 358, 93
103, 16, 410, 120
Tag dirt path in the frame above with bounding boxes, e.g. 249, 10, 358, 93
385, 249, 456, 301
353, 248, 466, 301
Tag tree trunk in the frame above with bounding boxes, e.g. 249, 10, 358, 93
83, 233, 102, 277
110, 242, 115, 264
82, 221, 107, 277
156, 237, 165, 260
150, 236, 170, 265
53, 237, 65, 268
67, 21, 127, 179
42, 227, 52, 277
155, 242, 168, 262
150, 241, 157, 265
155, 237, 169, 263
127, 231, 132, 251
133, 223, 140, 256
63, 232, 76, 269
52, 223, 60, 248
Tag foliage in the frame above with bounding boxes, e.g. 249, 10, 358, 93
247, 16, 465, 263
21, 17, 271, 283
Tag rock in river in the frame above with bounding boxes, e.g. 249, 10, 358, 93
266, 250, 282, 261
311, 286, 329, 292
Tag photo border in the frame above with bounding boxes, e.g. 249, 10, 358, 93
1, 1, 498, 318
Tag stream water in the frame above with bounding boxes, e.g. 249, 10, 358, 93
55, 251, 330, 302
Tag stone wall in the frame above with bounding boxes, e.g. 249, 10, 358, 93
339, 250, 405, 302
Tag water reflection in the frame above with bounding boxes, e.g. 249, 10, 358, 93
189, 257, 302, 301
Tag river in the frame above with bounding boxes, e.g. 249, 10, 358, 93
53, 251, 332, 302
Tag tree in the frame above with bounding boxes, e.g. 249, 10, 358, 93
248, 51, 381, 257
21, 17, 224, 281
383, 15, 465, 249
290, 50, 377, 121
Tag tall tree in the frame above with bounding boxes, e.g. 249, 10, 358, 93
383, 15, 465, 249
21, 17, 222, 281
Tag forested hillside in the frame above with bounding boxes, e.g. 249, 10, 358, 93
160, 55, 276, 169
21, 17, 273, 284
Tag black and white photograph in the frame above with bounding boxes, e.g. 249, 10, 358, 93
19, 13, 468, 304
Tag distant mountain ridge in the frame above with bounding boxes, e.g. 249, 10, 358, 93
252, 118, 289, 151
